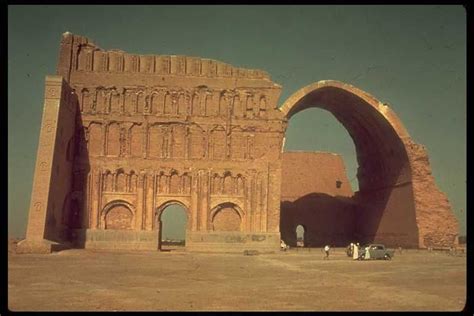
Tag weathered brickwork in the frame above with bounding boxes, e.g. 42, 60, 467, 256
18, 33, 458, 253
212, 206, 242, 232
33, 32, 284, 252
105, 205, 134, 230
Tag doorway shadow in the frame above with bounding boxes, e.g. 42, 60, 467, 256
280, 193, 357, 247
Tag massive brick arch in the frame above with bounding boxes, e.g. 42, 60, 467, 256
280, 80, 458, 248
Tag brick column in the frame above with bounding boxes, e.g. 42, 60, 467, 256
145, 173, 154, 230
90, 169, 101, 229
190, 172, 199, 231
136, 174, 144, 230
200, 171, 209, 231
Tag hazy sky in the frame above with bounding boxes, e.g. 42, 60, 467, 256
8, 5, 466, 238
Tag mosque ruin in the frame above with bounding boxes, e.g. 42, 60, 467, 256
17, 33, 459, 253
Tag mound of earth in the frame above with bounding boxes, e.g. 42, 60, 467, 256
8, 237, 23, 254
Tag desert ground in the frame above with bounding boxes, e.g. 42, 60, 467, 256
8, 241, 466, 311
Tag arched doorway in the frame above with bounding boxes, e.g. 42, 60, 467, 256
296, 225, 305, 247
280, 80, 419, 248
155, 201, 189, 251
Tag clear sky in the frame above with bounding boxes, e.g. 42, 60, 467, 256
8, 5, 466, 239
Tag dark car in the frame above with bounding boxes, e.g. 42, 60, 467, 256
358, 244, 395, 260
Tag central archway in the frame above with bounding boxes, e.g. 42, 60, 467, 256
280, 80, 419, 247
155, 200, 190, 251
296, 224, 305, 247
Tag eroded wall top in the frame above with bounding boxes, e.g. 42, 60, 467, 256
56, 32, 280, 90
58, 33, 286, 168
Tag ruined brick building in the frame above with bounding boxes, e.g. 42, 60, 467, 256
18, 33, 459, 253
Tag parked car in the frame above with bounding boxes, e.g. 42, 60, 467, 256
358, 244, 395, 260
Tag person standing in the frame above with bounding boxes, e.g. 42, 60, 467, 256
365, 245, 371, 260
347, 243, 354, 257
353, 243, 359, 260
324, 245, 330, 260
280, 240, 289, 251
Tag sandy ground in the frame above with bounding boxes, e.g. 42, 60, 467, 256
8, 245, 466, 311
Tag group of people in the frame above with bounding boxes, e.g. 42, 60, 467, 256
280, 240, 373, 261
347, 242, 370, 260
280, 240, 332, 260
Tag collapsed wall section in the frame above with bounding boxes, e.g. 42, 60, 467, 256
404, 139, 459, 248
